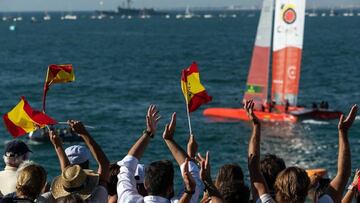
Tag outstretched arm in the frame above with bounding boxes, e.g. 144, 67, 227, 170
342, 169, 360, 203
117, 105, 161, 202
162, 113, 188, 165
326, 104, 357, 203
69, 120, 110, 186
128, 104, 160, 159
245, 100, 269, 200
49, 130, 70, 172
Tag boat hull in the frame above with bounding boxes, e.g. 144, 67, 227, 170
203, 107, 342, 123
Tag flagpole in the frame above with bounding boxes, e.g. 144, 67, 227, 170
185, 99, 193, 135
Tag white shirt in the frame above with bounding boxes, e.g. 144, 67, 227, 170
256, 193, 334, 203
117, 155, 203, 203
0, 166, 18, 196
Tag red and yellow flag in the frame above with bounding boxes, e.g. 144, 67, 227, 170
43, 64, 75, 112
181, 62, 212, 112
45, 64, 75, 84
3, 97, 57, 138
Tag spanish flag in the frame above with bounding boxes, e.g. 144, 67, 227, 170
45, 64, 75, 84
3, 97, 57, 138
42, 64, 75, 111
181, 62, 212, 112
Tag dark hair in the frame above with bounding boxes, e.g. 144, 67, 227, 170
56, 194, 84, 203
144, 160, 174, 197
218, 182, 250, 203
215, 164, 249, 203
275, 167, 310, 203
261, 154, 286, 192
108, 163, 120, 196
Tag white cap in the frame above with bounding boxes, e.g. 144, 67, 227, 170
65, 145, 91, 164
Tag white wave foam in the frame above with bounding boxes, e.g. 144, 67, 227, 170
302, 120, 329, 125
356, 116, 360, 120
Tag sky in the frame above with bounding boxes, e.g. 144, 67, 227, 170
0, 0, 360, 12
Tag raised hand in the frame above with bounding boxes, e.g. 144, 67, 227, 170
187, 134, 198, 159
49, 130, 62, 147
183, 158, 196, 193
244, 100, 260, 125
197, 151, 211, 182
338, 104, 358, 132
162, 112, 176, 140
146, 104, 161, 136
68, 120, 88, 135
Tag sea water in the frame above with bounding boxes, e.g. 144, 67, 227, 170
0, 12, 359, 190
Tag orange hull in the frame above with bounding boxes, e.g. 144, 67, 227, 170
203, 108, 297, 123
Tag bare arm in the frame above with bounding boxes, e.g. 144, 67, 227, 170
326, 104, 357, 203
245, 100, 269, 200
187, 134, 198, 159
127, 104, 161, 160
342, 169, 360, 203
162, 113, 188, 166
49, 130, 70, 172
68, 120, 110, 186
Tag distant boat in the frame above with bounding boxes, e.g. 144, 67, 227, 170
43, 12, 51, 21
329, 9, 335, 17
343, 8, 354, 17
184, 6, 195, 19
203, 14, 213, 19
31, 16, 38, 23
28, 127, 82, 143
203, 0, 342, 122
165, 14, 171, 19
63, 14, 77, 20
15, 16, 22, 21
100, 0, 167, 17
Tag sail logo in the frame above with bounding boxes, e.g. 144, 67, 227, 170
287, 66, 296, 80
281, 4, 297, 24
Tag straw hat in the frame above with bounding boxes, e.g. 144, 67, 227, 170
51, 165, 99, 200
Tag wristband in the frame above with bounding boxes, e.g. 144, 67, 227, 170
348, 183, 357, 191
143, 130, 154, 138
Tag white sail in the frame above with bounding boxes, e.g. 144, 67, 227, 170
271, 0, 306, 106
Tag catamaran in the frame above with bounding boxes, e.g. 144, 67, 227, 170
203, 0, 342, 122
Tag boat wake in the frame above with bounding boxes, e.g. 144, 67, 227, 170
301, 119, 329, 125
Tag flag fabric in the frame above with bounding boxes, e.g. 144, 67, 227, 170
3, 97, 57, 138
181, 62, 212, 112
43, 64, 75, 112
45, 64, 75, 84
